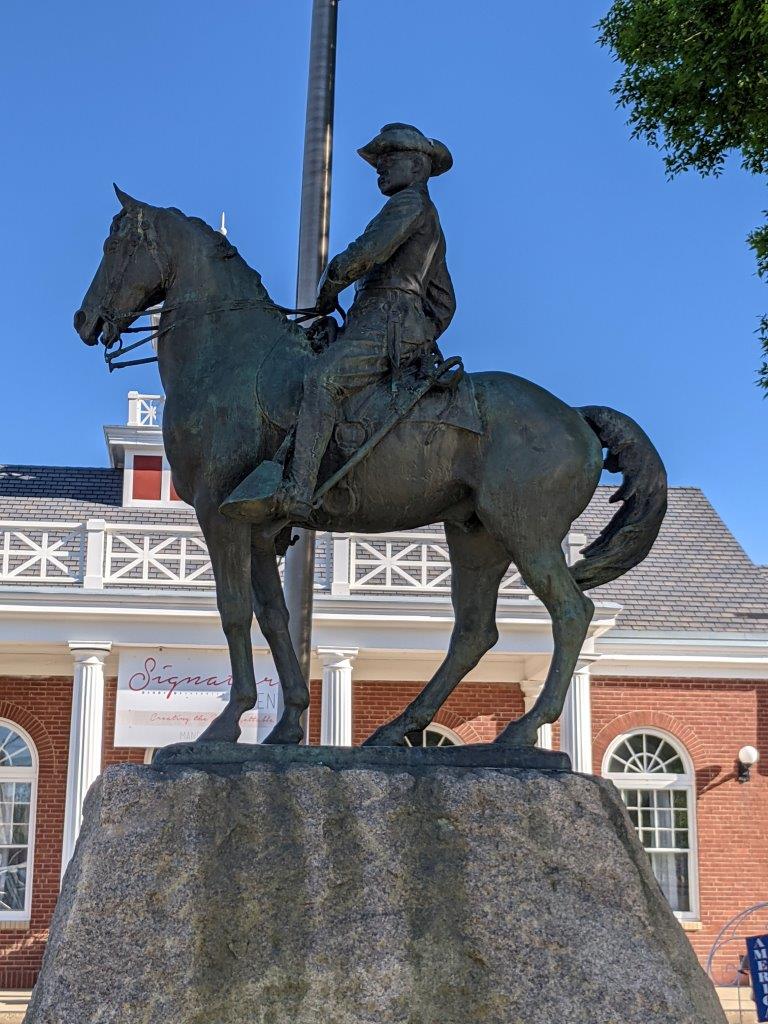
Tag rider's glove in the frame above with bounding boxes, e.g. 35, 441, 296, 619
316, 265, 341, 316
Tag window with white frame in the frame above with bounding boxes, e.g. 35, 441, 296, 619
0, 723, 37, 920
122, 451, 188, 507
603, 730, 698, 919
404, 723, 463, 747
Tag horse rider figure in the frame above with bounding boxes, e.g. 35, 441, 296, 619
275, 122, 456, 523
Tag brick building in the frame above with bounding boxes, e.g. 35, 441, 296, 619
0, 390, 765, 1014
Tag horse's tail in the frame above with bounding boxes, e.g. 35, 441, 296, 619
570, 405, 667, 591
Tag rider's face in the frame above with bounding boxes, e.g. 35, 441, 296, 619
376, 152, 420, 196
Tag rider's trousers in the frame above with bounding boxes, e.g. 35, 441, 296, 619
289, 335, 392, 503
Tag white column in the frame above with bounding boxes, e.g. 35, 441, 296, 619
565, 531, 588, 568
127, 390, 141, 425
317, 647, 357, 746
519, 681, 552, 750
560, 657, 597, 774
83, 518, 106, 589
61, 643, 111, 875
331, 534, 351, 596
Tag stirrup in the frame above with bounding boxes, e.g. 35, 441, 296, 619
219, 461, 284, 525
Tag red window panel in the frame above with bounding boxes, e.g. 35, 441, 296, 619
132, 455, 163, 500
169, 478, 182, 502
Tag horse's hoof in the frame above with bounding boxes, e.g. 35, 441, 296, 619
493, 721, 538, 747
262, 720, 304, 745
362, 723, 408, 747
196, 720, 242, 744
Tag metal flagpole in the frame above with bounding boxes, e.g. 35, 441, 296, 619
283, 0, 339, 739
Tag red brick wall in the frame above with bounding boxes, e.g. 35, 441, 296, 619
0, 676, 72, 989
308, 679, 322, 746
592, 677, 768, 982
352, 680, 525, 746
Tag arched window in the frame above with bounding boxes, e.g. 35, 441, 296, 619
0, 722, 37, 920
603, 729, 698, 920
404, 723, 463, 747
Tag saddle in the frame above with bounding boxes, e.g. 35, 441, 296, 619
305, 316, 483, 452
224, 331, 484, 527
333, 359, 483, 457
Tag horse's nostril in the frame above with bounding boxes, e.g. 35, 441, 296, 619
73, 310, 87, 331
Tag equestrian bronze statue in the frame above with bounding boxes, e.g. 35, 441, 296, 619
73, 124, 667, 751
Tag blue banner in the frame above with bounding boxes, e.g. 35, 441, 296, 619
747, 934, 768, 1023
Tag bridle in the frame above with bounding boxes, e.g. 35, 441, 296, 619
97, 208, 340, 371
101, 300, 323, 372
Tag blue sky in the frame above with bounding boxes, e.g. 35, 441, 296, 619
1, 0, 766, 563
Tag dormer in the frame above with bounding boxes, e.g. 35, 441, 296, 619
104, 391, 186, 507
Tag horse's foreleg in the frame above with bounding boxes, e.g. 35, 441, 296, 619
364, 523, 509, 746
494, 542, 594, 747
195, 506, 257, 743
250, 539, 308, 745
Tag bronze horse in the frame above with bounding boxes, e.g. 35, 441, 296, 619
74, 189, 667, 749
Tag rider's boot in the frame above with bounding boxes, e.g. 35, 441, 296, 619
274, 385, 336, 521
220, 382, 335, 526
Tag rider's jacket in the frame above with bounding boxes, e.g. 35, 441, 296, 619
319, 182, 455, 348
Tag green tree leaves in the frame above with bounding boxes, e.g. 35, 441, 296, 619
597, 0, 768, 390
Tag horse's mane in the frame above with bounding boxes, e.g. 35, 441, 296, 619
166, 207, 246, 265
163, 206, 306, 339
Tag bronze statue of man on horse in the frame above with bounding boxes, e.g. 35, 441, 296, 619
72, 125, 667, 753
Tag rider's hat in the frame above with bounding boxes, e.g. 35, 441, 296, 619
358, 123, 453, 176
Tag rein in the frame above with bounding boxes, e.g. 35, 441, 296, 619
102, 300, 333, 372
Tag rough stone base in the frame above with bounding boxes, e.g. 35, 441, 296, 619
26, 760, 726, 1024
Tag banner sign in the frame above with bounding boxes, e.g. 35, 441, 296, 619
747, 934, 768, 1022
115, 650, 282, 747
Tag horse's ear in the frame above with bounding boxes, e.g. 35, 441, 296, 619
113, 183, 141, 211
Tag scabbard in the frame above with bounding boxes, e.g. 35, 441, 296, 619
387, 315, 402, 394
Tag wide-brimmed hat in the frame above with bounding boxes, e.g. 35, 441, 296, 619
358, 123, 453, 176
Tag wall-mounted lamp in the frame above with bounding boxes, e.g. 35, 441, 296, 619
737, 745, 760, 784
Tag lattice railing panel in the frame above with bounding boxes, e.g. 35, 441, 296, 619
103, 528, 214, 587
127, 392, 165, 427
348, 533, 530, 595
0, 522, 85, 583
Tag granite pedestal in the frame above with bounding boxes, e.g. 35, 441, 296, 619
25, 746, 725, 1023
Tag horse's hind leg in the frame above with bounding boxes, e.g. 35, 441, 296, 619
363, 522, 509, 746
495, 539, 594, 747
250, 538, 308, 744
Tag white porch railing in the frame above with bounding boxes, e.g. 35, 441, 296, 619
0, 520, 586, 595
329, 532, 538, 597
102, 524, 213, 587
127, 391, 165, 427
0, 521, 85, 583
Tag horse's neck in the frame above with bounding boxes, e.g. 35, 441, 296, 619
160, 223, 310, 369
167, 240, 261, 307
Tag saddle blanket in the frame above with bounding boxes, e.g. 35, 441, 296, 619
338, 367, 483, 443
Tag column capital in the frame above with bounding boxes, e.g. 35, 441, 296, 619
316, 646, 358, 666
519, 680, 543, 705
575, 653, 600, 674
68, 642, 112, 663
